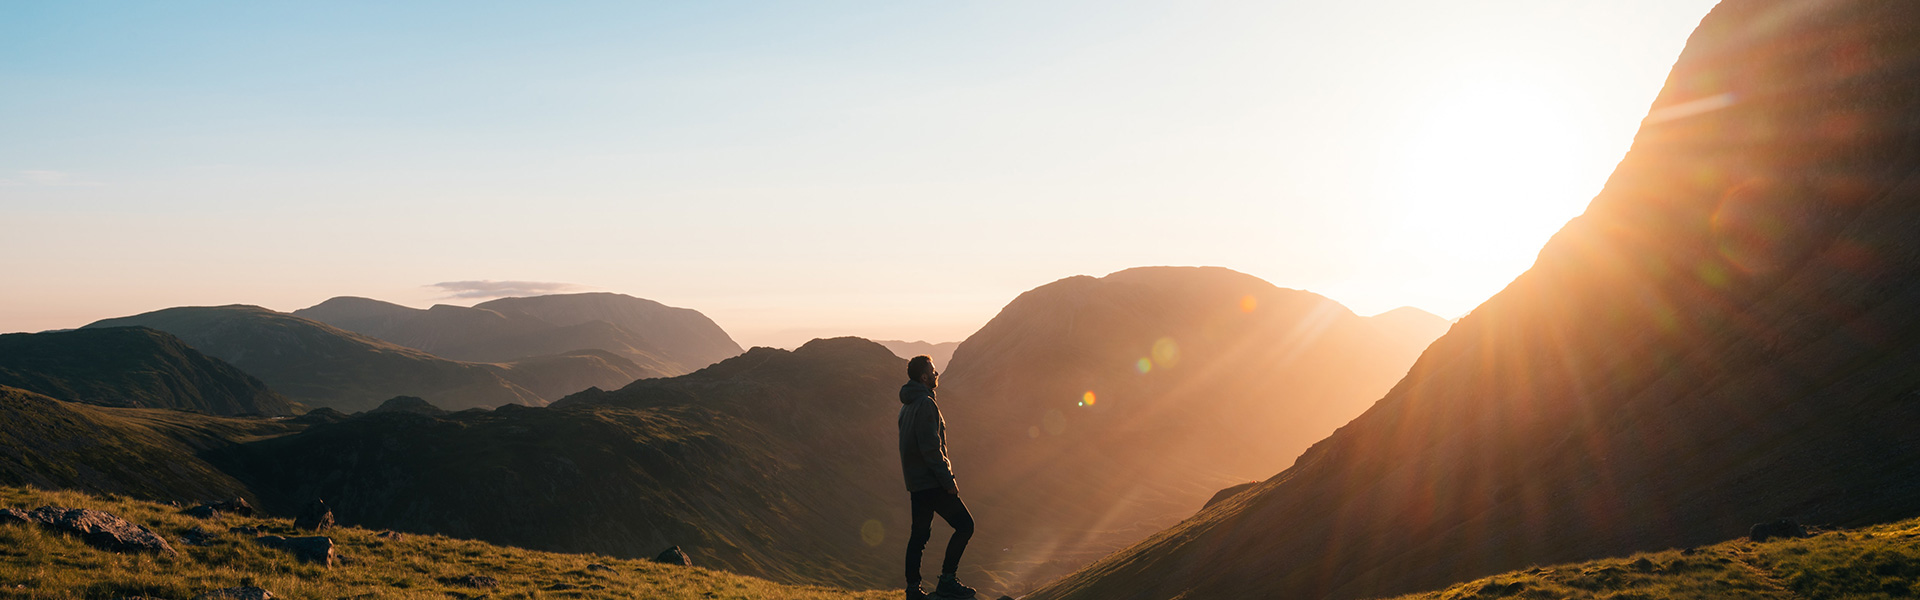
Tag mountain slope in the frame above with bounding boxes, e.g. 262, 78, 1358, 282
875, 340, 959, 368
1034, 2, 1920, 599
222, 337, 910, 590
0, 386, 287, 503
0, 327, 294, 416
938, 266, 1448, 591
85, 306, 545, 412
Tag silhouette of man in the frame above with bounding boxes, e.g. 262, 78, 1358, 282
900, 355, 977, 600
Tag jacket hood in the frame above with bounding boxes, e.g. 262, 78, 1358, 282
900, 381, 935, 405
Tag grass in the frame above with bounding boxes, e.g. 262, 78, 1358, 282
1380, 517, 1920, 600
0, 486, 891, 600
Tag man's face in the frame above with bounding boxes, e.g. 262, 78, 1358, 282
923, 367, 940, 389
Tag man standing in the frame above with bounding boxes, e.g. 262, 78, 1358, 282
900, 355, 977, 600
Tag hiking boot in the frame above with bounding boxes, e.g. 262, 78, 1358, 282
932, 574, 977, 599
905, 584, 929, 600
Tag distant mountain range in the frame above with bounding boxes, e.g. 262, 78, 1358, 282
0, 327, 294, 416
1031, 1, 1920, 598
938, 266, 1450, 591
292, 292, 742, 372
83, 306, 620, 412
873, 340, 959, 368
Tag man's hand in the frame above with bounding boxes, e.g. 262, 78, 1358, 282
945, 481, 960, 495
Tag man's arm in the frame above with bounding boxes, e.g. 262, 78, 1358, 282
915, 402, 955, 490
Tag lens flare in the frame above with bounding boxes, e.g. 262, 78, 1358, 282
1082, 391, 1097, 406
1240, 295, 1258, 312
1135, 358, 1152, 373
1152, 338, 1181, 369
861, 519, 885, 546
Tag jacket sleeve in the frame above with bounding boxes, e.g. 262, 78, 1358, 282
915, 402, 955, 484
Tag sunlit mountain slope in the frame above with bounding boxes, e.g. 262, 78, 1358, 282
0, 327, 294, 416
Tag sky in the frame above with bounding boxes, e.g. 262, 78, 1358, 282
1, 1, 1720, 349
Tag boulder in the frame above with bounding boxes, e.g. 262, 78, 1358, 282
293, 498, 334, 532
191, 587, 275, 600
447, 575, 500, 589
181, 526, 217, 546
27, 506, 176, 555
0, 508, 31, 525
652, 545, 692, 566
1749, 519, 1808, 542
182, 498, 254, 519
256, 535, 335, 567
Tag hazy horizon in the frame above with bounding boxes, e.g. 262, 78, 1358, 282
2, 1, 1718, 349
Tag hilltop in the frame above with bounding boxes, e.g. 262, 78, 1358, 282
0, 327, 293, 416
0, 386, 288, 503
938, 266, 1449, 592
874, 340, 959, 368
1032, 1, 1920, 599
0, 485, 889, 600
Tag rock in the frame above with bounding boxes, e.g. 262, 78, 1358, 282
652, 545, 692, 566
376, 530, 403, 540
0, 508, 31, 525
294, 498, 334, 532
545, 583, 577, 591
183, 498, 255, 519
586, 563, 616, 573
181, 526, 218, 546
1630, 558, 1655, 572
1749, 519, 1808, 542
228, 525, 263, 536
448, 575, 500, 589
256, 535, 335, 567
27, 506, 176, 555
191, 587, 275, 600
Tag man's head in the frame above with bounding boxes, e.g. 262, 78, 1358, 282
908, 355, 938, 388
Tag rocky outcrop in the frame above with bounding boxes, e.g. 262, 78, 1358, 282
294, 498, 334, 532
256, 535, 335, 567
653, 545, 692, 566
182, 498, 254, 519
5, 506, 176, 555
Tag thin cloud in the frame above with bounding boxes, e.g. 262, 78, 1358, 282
428, 280, 588, 300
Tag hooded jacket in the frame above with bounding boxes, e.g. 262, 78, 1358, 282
898, 380, 955, 492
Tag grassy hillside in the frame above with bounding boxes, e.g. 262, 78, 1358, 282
1381, 518, 1920, 600
0, 327, 294, 416
0, 485, 888, 600
0, 386, 289, 504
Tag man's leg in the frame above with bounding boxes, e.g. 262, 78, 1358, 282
905, 489, 939, 588
932, 493, 975, 577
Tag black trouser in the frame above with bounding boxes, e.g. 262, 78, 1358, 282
905, 487, 974, 587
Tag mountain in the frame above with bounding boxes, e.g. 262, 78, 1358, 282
84, 305, 546, 412
1365, 306, 1452, 351
1033, 2, 1920, 599
0, 327, 294, 416
0, 386, 287, 502
936, 266, 1449, 591
292, 293, 742, 379
874, 340, 960, 368
222, 337, 911, 589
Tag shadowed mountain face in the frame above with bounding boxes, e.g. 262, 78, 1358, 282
84, 306, 557, 412
224, 337, 908, 589
293, 293, 742, 374
0, 327, 294, 416
1035, 3, 1920, 599
0, 386, 288, 503
937, 266, 1448, 591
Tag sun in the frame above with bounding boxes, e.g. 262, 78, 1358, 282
1377, 71, 1614, 311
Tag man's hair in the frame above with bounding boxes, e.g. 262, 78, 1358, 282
907, 355, 936, 381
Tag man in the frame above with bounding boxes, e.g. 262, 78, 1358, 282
899, 355, 977, 599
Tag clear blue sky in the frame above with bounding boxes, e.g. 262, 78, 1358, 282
1, 1, 1719, 348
